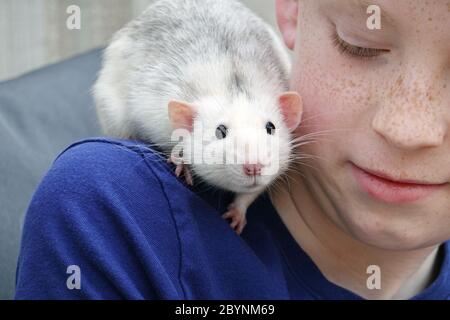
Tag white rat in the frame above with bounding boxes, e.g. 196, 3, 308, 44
94, 0, 303, 234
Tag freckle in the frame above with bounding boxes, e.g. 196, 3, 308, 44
444, 84, 447, 89
428, 17, 433, 21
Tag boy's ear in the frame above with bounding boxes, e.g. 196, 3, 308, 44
279, 92, 303, 131
275, 0, 299, 50
168, 100, 197, 132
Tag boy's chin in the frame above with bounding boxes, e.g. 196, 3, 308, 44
338, 206, 446, 251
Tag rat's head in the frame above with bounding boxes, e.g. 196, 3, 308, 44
168, 92, 303, 193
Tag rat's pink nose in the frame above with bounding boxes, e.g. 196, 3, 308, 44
243, 164, 263, 177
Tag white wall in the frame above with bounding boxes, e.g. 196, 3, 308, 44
0, 0, 279, 81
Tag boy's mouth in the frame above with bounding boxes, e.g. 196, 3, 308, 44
350, 162, 447, 204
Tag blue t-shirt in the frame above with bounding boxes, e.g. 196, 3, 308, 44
14, 139, 450, 299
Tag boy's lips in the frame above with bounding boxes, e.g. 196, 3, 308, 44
350, 162, 447, 204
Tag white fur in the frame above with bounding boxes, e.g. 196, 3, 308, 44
93, 0, 294, 195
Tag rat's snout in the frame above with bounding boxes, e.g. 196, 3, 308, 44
243, 163, 263, 177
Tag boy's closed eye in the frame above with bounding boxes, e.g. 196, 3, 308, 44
331, 30, 390, 59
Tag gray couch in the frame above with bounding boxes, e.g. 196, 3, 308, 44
0, 49, 102, 299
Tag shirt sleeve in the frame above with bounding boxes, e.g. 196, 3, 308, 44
15, 140, 184, 299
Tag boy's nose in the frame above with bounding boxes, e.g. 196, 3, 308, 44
372, 68, 446, 150
243, 164, 263, 176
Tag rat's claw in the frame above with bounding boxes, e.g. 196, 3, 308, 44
222, 207, 247, 235
175, 164, 183, 177
236, 221, 246, 235
168, 156, 194, 186
222, 211, 233, 220
184, 167, 194, 186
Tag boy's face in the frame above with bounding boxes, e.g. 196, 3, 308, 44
277, 0, 450, 250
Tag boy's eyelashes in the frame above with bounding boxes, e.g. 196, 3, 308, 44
332, 31, 390, 60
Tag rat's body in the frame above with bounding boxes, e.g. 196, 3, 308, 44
94, 0, 303, 234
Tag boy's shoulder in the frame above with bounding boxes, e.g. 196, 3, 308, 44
56, 137, 168, 177
54, 137, 236, 211
16, 138, 191, 299
35, 137, 188, 224
33, 137, 199, 246
49, 137, 190, 196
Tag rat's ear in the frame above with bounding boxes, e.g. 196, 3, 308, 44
168, 100, 197, 132
276, 0, 299, 50
279, 91, 303, 131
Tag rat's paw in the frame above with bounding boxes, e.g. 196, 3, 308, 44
222, 206, 247, 235
175, 163, 193, 186
167, 156, 194, 186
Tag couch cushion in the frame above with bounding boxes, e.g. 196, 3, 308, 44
0, 48, 102, 299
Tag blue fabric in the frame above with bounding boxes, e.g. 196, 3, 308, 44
15, 138, 450, 299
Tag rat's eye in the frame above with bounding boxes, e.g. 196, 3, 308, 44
266, 122, 276, 135
215, 125, 228, 139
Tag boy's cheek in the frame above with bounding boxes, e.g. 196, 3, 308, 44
293, 63, 360, 135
